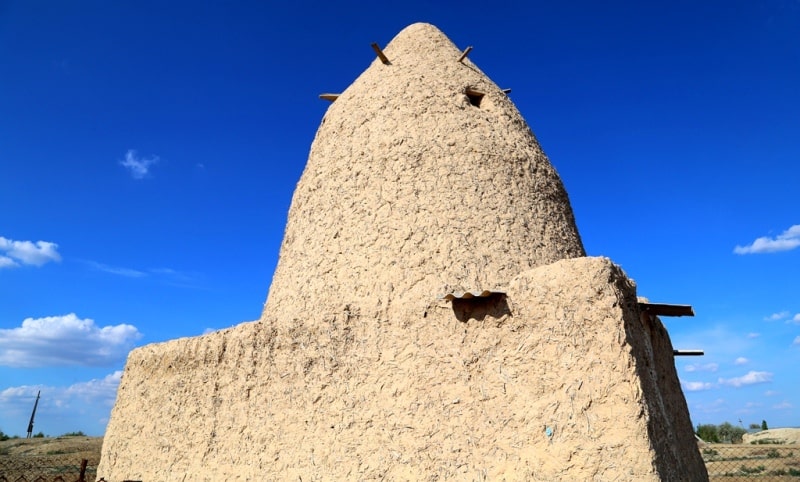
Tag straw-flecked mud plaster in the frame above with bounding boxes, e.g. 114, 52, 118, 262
99, 23, 707, 481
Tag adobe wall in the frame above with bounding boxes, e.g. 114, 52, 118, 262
98, 257, 707, 481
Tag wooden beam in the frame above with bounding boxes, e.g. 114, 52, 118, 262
371, 42, 390, 64
458, 46, 473, 63
319, 93, 340, 102
673, 350, 704, 356
502, 88, 512, 94
465, 88, 485, 97
639, 303, 694, 317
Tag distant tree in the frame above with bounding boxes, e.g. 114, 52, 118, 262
718, 422, 747, 444
762, 420, 769, 431
33, 431, 45, 438
697, 424, 720, 443
731, 426, 747, 443
749, 423, 762, 430
0, 429, 10, 441
61, 431, 86, 437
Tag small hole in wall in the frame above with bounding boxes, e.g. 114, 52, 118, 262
465, 89, 484, 108
451, 293, 510, 322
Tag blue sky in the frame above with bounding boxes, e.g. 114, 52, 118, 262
1, 1, 797, 437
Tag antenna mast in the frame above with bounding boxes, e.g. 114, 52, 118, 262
26, 390, 41, 438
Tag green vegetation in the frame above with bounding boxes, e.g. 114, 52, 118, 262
0, 429, 10, 441
60, 431, 86, 437
696, 422, 746, 443
751, 438, 785, 445
697, 424, 720, 443
739, 464, 766, 474
762, 419, 769, 431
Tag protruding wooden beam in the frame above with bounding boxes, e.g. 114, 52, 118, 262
319, 93, 340, 102
371, 42, 390, 64
639, 303, 695, 317
465, 88, 485, 97
674, 350, 705, 356
502, 88, 512, 94
458, 46, 473, 63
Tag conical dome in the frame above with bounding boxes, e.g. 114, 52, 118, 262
263, 23, 584, 322
101, 24, 706, 481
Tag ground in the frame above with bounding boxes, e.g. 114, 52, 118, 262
0, 436, 102, 481
2, 430, 799, 480
703, 428, 800, 481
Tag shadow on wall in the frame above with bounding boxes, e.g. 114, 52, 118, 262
451, 293, 511, 322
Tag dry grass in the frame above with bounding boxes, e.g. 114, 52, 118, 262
703, 443, 800, 480
0, 436, 102, 481
6, 435, 799, 480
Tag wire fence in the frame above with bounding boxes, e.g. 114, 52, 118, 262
0, 456, 96, 482
702, 443, 800, 480
2, 443, 800, 480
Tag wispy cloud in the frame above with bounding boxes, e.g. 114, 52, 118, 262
746, 333, 760, 338
794, 336, 800, 346
0, 236, 61, 268
0, 314, 141, 368
85, 260, 146, 278
83, 261, 201, 287
772, 401, 793, 410
149, 267, 201, 287
693, 398, 727, 414
734, 224, 800, 254
793, 314, 800, 324
120, 149, 159, 179
734, 357, 749, 365
685, 362, 719, 373
736, 401, 763, 414
718, 371, 773, 388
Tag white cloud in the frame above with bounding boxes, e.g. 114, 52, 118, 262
64, 371, 122, 406
682, 380, 714, 392
794, 336, 800, 346
747, 333, 760, 339
772, 401, 793, 410
0, 236, 61, 268
793, 314, 800, 324
120, 149, 159, 179
0, 372, 122, 409
764, 390, 779, 397
734, 357, 749, 365
0, 314, 141, 368
765, 311, 789, 321
718, 371, 773, 388
0, 372, 122, 436
734, 224, 800, 254
684, 362, 718, 373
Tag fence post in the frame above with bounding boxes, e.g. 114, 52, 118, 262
76, 459, 87, 482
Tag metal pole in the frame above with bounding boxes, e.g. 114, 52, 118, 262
26, 390, 40, 438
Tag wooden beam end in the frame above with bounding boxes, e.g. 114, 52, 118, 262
458, 46, 474, 63
371, 42, 390, 64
